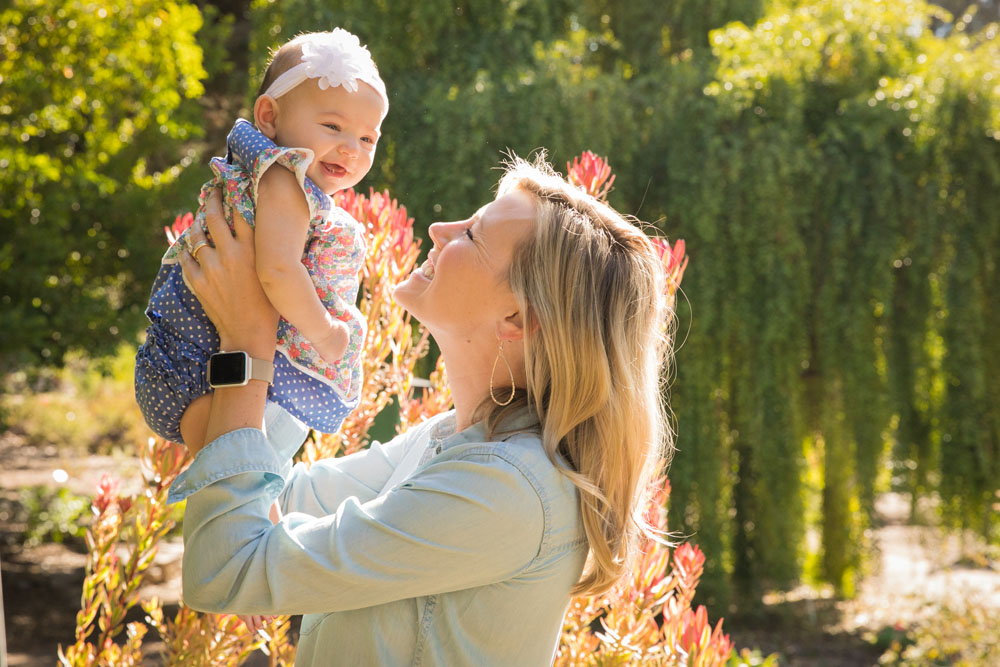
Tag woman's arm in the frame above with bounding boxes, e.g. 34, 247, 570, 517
179, 189, 278, 453
254, 167, 349, 362
275, 416, 439, 517
181, 449, 544, 616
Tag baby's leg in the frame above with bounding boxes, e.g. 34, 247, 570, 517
135, 322, 211, 445
179, 394, 213, 451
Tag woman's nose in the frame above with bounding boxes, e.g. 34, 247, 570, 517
428, 220, 462, 247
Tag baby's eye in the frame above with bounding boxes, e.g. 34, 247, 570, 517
362, 136, 376, 144
465, 227, 474, 241
323, 123, 341, 132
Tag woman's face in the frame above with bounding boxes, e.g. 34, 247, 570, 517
394, 189, 536, 339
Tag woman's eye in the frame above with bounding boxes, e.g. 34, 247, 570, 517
465, 227, 474, 241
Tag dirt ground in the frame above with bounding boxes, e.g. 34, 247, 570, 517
2, 429, 998, 666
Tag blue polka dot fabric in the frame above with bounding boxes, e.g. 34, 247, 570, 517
134, 120, 359, 444
228, 119, 328, 208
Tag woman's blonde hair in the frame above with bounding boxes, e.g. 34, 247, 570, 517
483, 153, 674, 596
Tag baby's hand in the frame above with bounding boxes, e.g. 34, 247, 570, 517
311, 321, 350, 363
238, 614, 274, 635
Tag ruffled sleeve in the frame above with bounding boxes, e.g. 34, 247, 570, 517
225, 118, 333, 225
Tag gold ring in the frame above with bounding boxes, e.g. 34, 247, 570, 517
190, 241, 210, 262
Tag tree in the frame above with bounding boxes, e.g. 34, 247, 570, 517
0, 0, 212, 366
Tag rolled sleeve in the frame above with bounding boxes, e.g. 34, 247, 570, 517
166, 402, 306, 505
263, 401, 309, 462
167, 427, 285, 504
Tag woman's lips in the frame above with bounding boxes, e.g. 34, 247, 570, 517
420, 258, 434, 279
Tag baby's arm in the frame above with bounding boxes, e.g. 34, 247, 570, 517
255, 167, 349, 363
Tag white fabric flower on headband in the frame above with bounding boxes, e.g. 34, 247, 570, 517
262, 29, 388, 108
301, 29, 372, 94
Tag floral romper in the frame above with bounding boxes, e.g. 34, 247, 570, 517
135, 119, 366, 442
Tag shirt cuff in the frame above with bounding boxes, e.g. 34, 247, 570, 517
167, 427, 287, 505
263, 401, 309, 460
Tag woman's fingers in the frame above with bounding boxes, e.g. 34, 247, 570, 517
237, 614, 275, 635
203, 187, 230, 249
179, 245, 203, 285
229, 197, 254, 243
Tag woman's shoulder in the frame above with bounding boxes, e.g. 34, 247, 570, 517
450, 427, 579, 514
459, 432, 585, 554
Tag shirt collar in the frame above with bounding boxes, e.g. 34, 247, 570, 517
430, 405, 541, 448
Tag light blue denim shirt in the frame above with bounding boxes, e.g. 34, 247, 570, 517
168, 403, 587, 665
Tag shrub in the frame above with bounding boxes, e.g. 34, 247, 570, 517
0, 0, 216, 367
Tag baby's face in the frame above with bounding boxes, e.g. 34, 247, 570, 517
273, 79, 386, 195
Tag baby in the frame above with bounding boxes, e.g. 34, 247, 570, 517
135, 29, 388, 449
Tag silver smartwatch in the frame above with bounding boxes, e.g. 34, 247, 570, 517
208, 351, 274, 388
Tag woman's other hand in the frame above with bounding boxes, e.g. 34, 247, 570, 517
180, 188, 279, 358
237, 614, 275, 636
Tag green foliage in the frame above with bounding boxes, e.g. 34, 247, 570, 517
1, 344, 149, 454
0, 0, 215, 366
725, 647, 780, 667
873, 601, 1000, 665
20, 485, 91, 547
661, 0, 1000, 603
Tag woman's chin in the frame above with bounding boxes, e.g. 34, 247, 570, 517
391, 271, 428, 312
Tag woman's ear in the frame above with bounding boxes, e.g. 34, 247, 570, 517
496, 307, 537, 342
253, 96, 279, 140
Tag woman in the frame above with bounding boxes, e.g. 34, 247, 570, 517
170, 154, 673, 665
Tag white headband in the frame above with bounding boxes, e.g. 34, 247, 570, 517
263, 29, 388, 111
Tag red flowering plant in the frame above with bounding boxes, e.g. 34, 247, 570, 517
58, 439, 196, 666
64, 152, 741, 666
164, 211, 194, 246
567, 150, 617, 202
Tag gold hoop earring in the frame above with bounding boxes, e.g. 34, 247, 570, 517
490, 340, 516, 406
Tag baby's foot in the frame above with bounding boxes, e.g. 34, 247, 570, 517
312, 321, 350, 363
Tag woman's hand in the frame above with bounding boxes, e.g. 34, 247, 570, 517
180, 188, 279, 357
237, 614, 275, 636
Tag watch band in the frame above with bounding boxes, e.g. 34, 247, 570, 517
249, 355, 275, 385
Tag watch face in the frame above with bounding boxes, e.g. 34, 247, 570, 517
208, 352, 248, 387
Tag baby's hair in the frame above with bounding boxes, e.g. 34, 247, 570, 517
256, 41, 307, 99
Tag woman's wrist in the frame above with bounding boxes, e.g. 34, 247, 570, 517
203, 381, 271, 446
216, 309, 280, 358
217, 334, 277, 361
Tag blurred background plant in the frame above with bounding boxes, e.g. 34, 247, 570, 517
14, 485, 90, 549
871, 601, 1000, 665
1, 345, 151, 456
